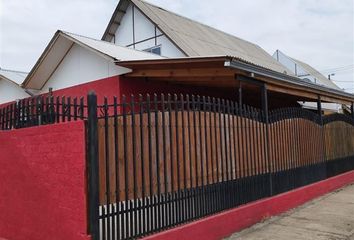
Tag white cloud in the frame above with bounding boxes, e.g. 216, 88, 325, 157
0, 0, 353, 92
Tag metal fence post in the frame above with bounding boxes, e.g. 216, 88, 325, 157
351, 102, 354, 119
317, 96, 326, 179
261, 84, 272, 196
87, 91, 99, 240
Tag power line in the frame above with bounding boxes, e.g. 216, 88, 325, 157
318, 64, 354, 73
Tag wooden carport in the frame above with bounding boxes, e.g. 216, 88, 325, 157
116, 56, 354, 112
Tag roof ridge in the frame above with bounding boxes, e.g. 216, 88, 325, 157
134, 0, 262, 49
61, 30, 119, 47
61, 30, 167, 59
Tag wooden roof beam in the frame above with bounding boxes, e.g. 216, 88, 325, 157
124, 67, 236, 78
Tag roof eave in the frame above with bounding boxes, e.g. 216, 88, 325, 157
226, 59, 354, 100
22, 30, 62, 89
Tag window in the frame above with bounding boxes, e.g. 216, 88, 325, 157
143, 45, 161, 55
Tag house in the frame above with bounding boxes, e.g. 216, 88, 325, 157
273, 50, 343, 112
17, 0, 354, 111
102, 0, 290, 74
21, 0, 295, 104
0, 68, 30, 105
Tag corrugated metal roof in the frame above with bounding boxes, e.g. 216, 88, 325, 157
0, 68, 28, 85
104, 0, 293, 75
291, 58, 341, 90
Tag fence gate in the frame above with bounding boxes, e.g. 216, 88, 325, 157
86, 92, 354, 240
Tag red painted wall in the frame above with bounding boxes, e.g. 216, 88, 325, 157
50, 75, 120, 105
0, 121, 90, 240
47, 75, 236, 103
0, 75, 236, 109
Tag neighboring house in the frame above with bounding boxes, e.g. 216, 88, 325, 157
102, 0, 290, 75
22, 30, 163, 98
272, 50, 340, 90
0, 68, 30, 104
273, 50, 342, 113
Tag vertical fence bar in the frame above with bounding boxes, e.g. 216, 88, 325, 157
113, 96, 120, 240
87, 91, 99, 240
181, 94, 187, 222
186, 95, 194, 220
146, 94, 153, 233
161, 94, 168, 229
167, 94, 174, 224
174, 94, 181, 224
103, 97, 110, 240
122, 95, 129, 239
131, 95, 138, 237
138, 94, 145, 237
153, 94, 161, 231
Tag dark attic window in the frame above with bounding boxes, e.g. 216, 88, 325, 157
144, 45, 161, 55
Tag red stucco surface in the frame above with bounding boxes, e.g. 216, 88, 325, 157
143, 170, 354, 240
0, 121, 90, 240
50, 75, 120, 105
0, 75, 237, 109
49, 75, 236, 103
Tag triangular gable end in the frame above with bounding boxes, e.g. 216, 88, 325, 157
0, 69, 30, 104
101, 0, 187, 58
23, 30, 163, 92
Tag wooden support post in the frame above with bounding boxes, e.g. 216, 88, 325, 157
317, 95, 323, 123
239, 81, 243, 105
261, 84, 272, 196
351, 102, 354, 119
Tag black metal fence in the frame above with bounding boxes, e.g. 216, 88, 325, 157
0, 95, 87, 130
86, 93, 354, 240
1, 93, 353, 240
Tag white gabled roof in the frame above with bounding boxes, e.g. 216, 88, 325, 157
23, 30, 164, 90
64, 31, 165, 61
103, 0, 292, 75
0, 68, 28, 85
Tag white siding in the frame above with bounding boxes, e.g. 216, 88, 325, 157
134, 6, 156, 42
114, 3, 185, 57
116, 4, 134, 46
157, 35, 185, 58
0, 80, 29, 104
41, 44, 130, 93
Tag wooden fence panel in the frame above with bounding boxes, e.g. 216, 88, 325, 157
97, 110, 354, 204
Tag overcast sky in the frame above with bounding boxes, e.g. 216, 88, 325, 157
0, 0, 353, 92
